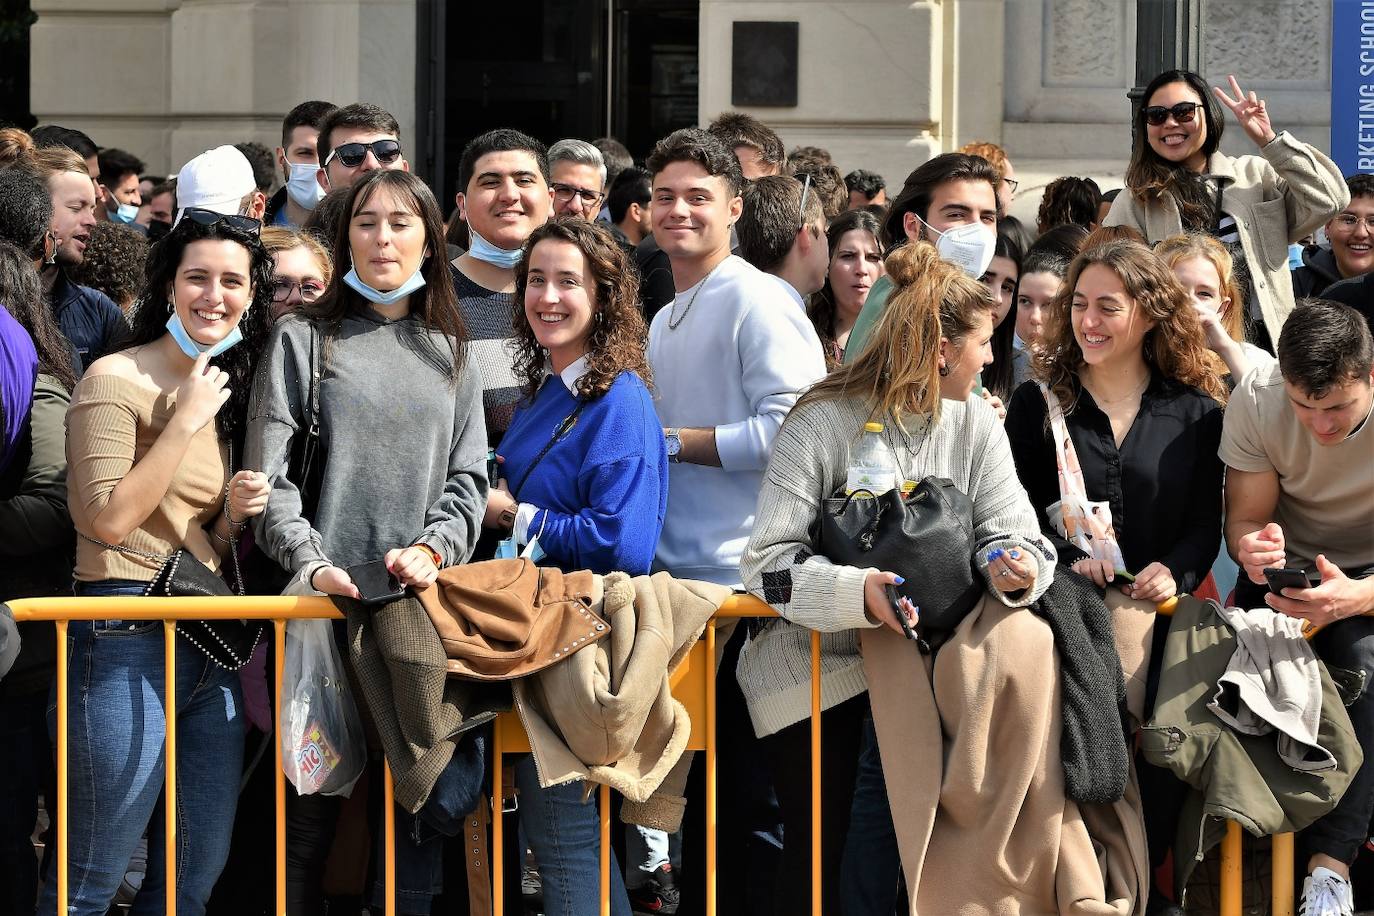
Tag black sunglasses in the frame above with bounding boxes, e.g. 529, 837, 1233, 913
325, 139, 403, 169
1143, 102, 1203, 126
179, 207, 261, 234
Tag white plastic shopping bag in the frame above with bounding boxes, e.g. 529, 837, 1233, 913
279, 618, 365, 796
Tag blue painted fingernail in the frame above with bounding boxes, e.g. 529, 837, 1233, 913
1009, 549, 1021, 559
893, 575, 905, 585
986, 548, 1004, 561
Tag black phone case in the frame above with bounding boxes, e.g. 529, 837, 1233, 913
346, 560, 407, 607
1264, 567, 1316, 594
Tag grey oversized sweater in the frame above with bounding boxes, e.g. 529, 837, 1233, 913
246, 310, 488, 576
738, 393, 1056, 737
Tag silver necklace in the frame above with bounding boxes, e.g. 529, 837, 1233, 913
667, 261, 723, 331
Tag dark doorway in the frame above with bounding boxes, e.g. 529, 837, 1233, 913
418, 0, 699, 203
612, 0, 699, 163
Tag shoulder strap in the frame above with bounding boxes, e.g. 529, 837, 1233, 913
508, 399, 588, 500
1038, 383, 1090, 504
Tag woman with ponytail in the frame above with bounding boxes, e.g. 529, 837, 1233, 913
737, 241, 1057, 915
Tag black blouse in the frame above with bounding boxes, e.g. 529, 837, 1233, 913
1004, 374, 1224, 594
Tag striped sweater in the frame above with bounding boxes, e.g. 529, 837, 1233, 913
737, 393, 1057, 737
453, 268, 522, 446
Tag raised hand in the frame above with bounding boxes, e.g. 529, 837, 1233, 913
1212, 74, 1276, 148
172, 353, 231, 434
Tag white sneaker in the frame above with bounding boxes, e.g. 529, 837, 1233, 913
1300, 866, 1355, 916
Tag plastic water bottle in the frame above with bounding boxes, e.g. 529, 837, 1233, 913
846, 422, 898, 498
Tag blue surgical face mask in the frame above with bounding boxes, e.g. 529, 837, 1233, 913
342, 265, 427, 306
165, 299, 244, 359
112, 202, 140, 224
1288, 242, 1305, 271
285, 161, 326, 211
467, 227, 524, 269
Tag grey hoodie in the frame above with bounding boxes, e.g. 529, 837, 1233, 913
246, 311, 489, 576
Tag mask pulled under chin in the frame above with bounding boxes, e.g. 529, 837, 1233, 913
919, 216, 998, 279
342, 266, 427, 305
467, 227, 524, 269
165, 312, 243, 359
112, 203, 140, 224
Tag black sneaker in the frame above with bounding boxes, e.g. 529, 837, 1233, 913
628, 863, 680, 915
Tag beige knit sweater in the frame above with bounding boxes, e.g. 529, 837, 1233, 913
737, 393, 1056, 737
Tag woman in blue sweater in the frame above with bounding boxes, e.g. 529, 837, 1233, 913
483, 217, 667, 916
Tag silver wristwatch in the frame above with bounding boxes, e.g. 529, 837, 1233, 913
665, 428, 683, 463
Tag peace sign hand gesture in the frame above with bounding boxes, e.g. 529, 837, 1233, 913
1212, 74, 1276, 148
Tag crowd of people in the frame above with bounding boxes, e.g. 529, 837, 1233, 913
0, 66, 1372, 916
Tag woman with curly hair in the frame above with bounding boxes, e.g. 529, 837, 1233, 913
483, 217, 666, 916
1004, 240, 1226, 911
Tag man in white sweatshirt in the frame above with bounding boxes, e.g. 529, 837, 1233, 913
644, 126, 826, 915
647, 128, 827, 585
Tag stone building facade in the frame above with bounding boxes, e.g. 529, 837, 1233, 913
30, 0, 1334, 223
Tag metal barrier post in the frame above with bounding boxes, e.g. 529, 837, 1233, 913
164, 621, 178, 916
599, 784, 612, 916
1220, 819, 1242, 916
1271, 831, 1295, 916
810, 630, 822, 916
383, 762, 396, 916
705, 619, 717, 916
274, 620, 287, 916
55, 619, 68, 913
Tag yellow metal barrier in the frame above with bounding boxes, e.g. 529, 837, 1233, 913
8, 593, 1297, 916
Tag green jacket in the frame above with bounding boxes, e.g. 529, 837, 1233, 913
1141, 596, 1363, 898
840, 274, 892, 364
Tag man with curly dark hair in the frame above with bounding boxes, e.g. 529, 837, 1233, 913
70, 221, 148, 313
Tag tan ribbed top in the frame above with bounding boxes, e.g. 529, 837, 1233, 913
66, 374, 228, 582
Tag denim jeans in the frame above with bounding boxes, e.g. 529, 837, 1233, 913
0, 687, 54, 916
840, 715, 903, 916
38, 580, 245, 916
515, 755, 630, 916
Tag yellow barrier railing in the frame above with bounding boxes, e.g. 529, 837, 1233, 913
7, 593, 1294, 916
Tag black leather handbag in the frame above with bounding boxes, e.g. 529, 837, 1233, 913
815, 476, 982, 636
82, 473, 264, 671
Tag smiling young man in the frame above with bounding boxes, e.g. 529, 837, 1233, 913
451, 129, 551, 447
644, 125, 824, 916
20, 146, 126, 370
1293, 174, 1374, 299
842, 152, 1002, 361
1221, 299, 1374, 913
96, 148, 145, 227
264, 100, 336, 228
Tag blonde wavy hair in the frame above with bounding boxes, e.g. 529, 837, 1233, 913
260, 226, 334, 287
797, 241, 996, 427
1154, 232, 1244, 340
1033, 239, 1228, 408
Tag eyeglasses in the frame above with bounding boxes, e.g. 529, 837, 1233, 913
1332, 214, 1374, 232
797, 172, 814, 233
551, 182, 604, 207
324, 139, 403, 169
270, 278, 327, 303
179, 207, 262, 234
1143, 102, 1203, 126
1001, 177, 1019, 194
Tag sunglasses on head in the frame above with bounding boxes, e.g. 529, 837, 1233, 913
1143, 102, 1203, 126
325, 139, 403, 169
180, 207, 261, 234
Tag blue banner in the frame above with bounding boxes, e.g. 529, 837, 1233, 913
1332, 0, 1374, 175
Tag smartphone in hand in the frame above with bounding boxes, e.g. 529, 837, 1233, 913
344, 560, 406, 606
1263, 567, 1317, 595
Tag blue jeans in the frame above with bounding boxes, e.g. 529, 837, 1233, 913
515, 755, 630, 916
840, 715, 903, 916
38, 580, 245, 916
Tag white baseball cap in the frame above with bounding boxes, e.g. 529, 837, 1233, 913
174, 145, 256, 225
